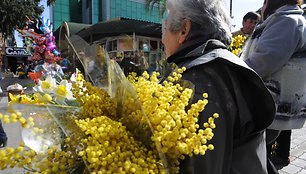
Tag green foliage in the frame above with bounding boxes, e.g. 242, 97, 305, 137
0, 0, 45, 38
47, 0, 57, 6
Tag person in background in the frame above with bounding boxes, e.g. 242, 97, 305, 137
162, 0, 275, 173
121, 53, 133, 76
17, 63, 26, 79
115, 53, 123, 67
232, 11, 260, 40
0, 60, 7, 148
147, 62, 156, 75
242, 0, 306, 173
271, 130, 292, 169
28, 61, 34, 73
61, 57, 70, 74
135, 51, 149, 75
24, 64, 29, 78
0, 120, 7, 148
0, 60, 2, 93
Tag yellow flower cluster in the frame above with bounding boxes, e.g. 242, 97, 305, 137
27, 138, 81, 174
0, 140, 78, 174
72, 81, 117, 119
0, 113, 39, 172
0, 112, 34, 128
0, 111, 83, 173
0, 142, 37, 171
9, 93, 54, 105
229, 35, 246, 56
128, 68, 218, 173
76, 116, 165, 174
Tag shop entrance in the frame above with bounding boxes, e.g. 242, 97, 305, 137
4, 47, 30, 73
6, 56, 28, 73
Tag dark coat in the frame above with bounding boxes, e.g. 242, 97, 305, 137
167, 38, 276, 174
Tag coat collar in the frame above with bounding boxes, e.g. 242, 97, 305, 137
167, 38, 227, 65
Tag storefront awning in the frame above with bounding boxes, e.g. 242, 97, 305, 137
76, 18, 162, 43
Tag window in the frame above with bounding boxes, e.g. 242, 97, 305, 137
107, 40, 118, 51
150, 40, 158, 51
119, 38, 133, 51
160, 41, 164, 52
113, 40, 117, 51
139, 39, 149, 51
97, 40, 106, 51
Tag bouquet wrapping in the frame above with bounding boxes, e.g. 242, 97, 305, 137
0, 36, 219, 174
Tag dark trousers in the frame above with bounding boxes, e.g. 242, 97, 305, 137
266, 129, 281, 174
275, 130, 292, 158
0, 120, 7, 140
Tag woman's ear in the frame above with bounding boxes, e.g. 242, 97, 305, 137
179, 19, 192, 44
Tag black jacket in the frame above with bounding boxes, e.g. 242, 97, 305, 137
167, 38, 276, 174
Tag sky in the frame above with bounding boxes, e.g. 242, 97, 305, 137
15, 0, 264, 47
14, 0, 50, 47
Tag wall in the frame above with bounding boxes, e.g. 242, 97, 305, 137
53, 0, 82, 31
53, 0, 162, 32
109, 0, 162, 23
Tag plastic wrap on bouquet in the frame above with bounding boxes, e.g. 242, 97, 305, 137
66, 35, 171, 172
65, 35, 108, 89
67, 35, 152, 141
2, 104, 88, 173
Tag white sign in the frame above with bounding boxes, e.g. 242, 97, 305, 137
5, 47, 30, 56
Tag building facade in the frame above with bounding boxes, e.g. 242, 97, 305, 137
52, 0, 162, 32
53, 0, 165, 77
0, 33, 30, 74
59, 18, 164, 76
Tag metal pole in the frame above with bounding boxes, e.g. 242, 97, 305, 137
133, 32, 136, 52
92, 0, 94, 24
230, 0, 233, 18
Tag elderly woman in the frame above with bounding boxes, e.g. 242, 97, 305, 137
162, 0, 276, 173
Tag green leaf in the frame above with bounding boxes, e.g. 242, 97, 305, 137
23, 84, 35, 88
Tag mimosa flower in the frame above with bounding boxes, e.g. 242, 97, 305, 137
0, 66, 218, 174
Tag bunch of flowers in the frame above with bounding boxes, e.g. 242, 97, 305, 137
127, 71, 218, 173
229, 35, 246, 56
0, 37, 219, 173
9, 74, 74, 106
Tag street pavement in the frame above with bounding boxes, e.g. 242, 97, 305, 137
0, 74, 35, 98
0, 74, 34, 173
0, 75, 305, 174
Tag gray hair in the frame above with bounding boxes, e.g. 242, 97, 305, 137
166, 0, 232, 47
